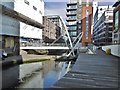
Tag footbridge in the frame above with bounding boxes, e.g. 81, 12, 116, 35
20, 46, 69, 50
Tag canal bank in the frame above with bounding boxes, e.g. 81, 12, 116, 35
20, 50, 62, 63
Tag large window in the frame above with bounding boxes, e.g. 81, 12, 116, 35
69, 26, 77, 30
114, 11, 119, 32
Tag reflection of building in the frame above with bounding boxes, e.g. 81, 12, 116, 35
14, 0, 44, 45
43, 16, 60, 43
113, 1, 120, 44
93, 7, 113, 46
66, 0, 92, 46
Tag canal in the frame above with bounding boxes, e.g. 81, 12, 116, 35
15, 60, 73, 89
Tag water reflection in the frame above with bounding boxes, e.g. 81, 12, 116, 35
17, 60, 71, 89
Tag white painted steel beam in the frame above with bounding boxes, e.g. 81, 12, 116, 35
20, 46, 69, 50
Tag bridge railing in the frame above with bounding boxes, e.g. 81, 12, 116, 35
20, 42, 67, 47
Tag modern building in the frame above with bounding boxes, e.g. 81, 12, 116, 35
0, 2, 20, 58
112, 0, 120, 44
66, 0, 93, 46
43, 16, 57, 43
0, 0, 44, 88
0, 1, 21, 88
93, 6, 113, 25
93, 7, 113, 46
14, 0, 44, 46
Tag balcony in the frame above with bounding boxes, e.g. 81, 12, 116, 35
66, 12, 77, 16
66, 24, 77, 27
66, 7, 77, 11
67, 3, 77, 6
66, 18, 77, 21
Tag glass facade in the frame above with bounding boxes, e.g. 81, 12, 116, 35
68, 16, 77, 19
68, 26, 77, 30
70, 32, 77, 36
115, 11, 119, 32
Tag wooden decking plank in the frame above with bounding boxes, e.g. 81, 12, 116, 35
54, 77, 114, 88
53, 50, 119, 88
64, 72, 118, 82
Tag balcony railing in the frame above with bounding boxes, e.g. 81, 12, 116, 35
66, 12, 77, 16
66, 18, 77, 21
66, 7, 77, 11
67, 3, 77, 6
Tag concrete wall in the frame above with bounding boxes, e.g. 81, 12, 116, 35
102, 45, 120, 57
14, 0, 44, 39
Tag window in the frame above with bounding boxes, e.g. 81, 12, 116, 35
68, 16, 77, 19
24, 0, 29, 5
114, 11, 119, 32
69, 26, 77, 30
33, 6, 37, 11
39, 10, 42, 15
70, 32, 77, 36
70, 5, 77, 9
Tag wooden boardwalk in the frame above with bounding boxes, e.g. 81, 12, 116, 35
53, 50, 119, 88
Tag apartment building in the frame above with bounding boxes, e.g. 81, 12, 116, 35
14, 0, 44, 45
43, 16, 57, 43
46, 15, 65, 43
66, 0, 92, 46
93, 7, 113, 46
113, 0, 120, 44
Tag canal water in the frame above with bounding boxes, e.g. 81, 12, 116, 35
16, 60, 72, 89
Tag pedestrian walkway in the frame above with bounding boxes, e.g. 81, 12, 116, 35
53, 50, 119, 88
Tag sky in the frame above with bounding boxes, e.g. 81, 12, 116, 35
44, 2, 67, 21
44, 0, 116, 22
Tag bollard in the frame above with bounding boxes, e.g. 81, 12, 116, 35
106, 48, 111, 55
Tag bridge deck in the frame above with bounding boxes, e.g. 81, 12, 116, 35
20, 46, 69, 50
53, 50, 119, 88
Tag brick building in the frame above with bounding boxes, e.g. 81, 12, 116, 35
66, 0, 92, 46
